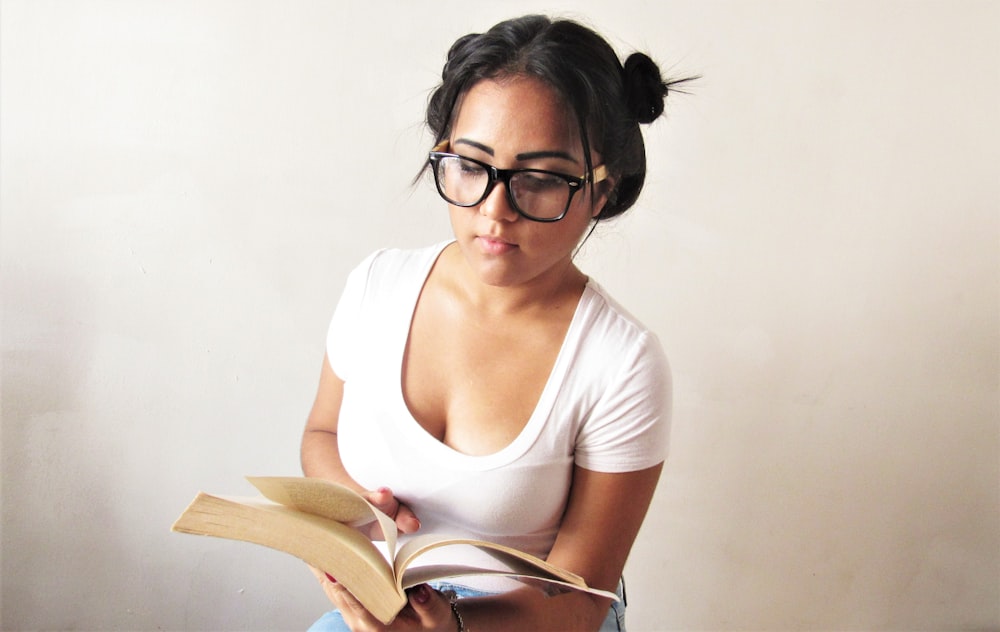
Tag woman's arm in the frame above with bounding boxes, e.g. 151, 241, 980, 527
454, 463, 664, 631
300, 353, 357, 487
300, 354, 421, 536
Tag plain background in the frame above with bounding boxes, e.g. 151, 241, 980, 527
2, 1, 997, 630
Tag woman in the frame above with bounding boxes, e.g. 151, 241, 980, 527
302, 14, 688, 632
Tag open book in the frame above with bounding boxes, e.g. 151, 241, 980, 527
171, 476, 616, 624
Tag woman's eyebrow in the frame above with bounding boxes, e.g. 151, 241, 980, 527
453, 138, 579, 164
515, 149, 579, 164
453, 138, 494, 155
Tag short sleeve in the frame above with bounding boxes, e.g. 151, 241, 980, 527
574, 331, 672, 472
326, 250, 382, 381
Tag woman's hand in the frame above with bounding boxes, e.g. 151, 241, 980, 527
361, 487, 421, 540
310, 567, 457, 631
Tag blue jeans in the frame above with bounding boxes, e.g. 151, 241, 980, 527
307, 579, 627, 631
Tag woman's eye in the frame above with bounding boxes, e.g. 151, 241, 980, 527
458, 160, 486, 176
516, 172, 564, 192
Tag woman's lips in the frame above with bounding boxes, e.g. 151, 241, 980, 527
476, 235, 518, 255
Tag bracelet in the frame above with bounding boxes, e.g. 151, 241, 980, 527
443, 590, 468, 632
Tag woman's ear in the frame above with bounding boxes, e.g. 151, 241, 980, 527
591, 175, 618, 219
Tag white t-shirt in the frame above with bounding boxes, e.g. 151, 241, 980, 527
327, 242, 671, 578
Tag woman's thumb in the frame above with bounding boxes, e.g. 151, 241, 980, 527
407, 585, 454, 625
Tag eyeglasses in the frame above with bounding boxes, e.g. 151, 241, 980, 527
428, 141, 608, 222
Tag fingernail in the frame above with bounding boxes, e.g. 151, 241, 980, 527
412, 584, 430, 604
324, 572, 337, 584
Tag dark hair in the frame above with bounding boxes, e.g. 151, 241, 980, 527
424, 14, 694, 220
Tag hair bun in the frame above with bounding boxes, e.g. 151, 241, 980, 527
622, 53, 667, 124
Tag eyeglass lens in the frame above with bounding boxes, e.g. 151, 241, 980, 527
435, 155, 571, 220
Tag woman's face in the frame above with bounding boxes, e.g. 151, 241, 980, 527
445, 75, 609, 291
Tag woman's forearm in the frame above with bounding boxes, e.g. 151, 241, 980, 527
456, 586, 611, 632
300, 427, 364, 491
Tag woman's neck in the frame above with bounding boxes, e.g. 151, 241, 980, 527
444, 244, 588, 319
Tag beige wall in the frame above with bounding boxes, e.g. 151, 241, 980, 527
2, 1, 997, 630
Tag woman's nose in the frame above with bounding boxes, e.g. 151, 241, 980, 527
479, 181, 519, 221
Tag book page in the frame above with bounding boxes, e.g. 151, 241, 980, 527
399, 564, 617, 601
173, 491, 407, 625
246, 476, 400, 564
392, 534, 618, 601
248, 477, 373, 526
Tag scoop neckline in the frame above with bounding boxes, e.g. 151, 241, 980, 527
391, 240, 595, 471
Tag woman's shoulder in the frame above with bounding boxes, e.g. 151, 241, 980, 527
579, 279, 660, 345
573, 279, 670, 383
343, 241, 452, 297
357, 240, 452, 274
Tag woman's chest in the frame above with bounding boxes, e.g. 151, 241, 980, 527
401, 310, 567, 456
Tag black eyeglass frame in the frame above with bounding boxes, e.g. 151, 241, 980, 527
427, 141, 609, 223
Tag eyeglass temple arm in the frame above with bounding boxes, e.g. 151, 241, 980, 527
589, 164, 608, 184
